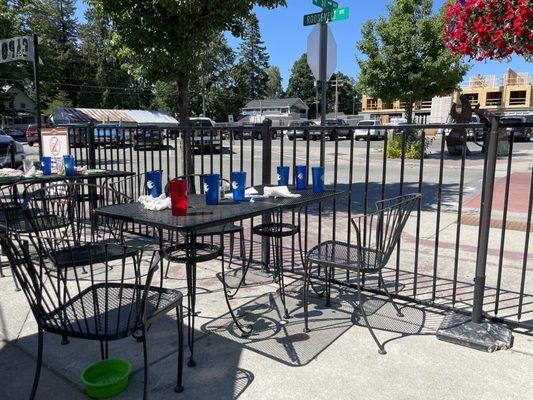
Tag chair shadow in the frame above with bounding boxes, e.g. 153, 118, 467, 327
202, 275, 429, 366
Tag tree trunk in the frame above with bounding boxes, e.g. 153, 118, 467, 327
177, 75, 193, 177
405, 101, 413, 125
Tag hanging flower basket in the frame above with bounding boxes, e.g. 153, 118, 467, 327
443, 0, 533, 61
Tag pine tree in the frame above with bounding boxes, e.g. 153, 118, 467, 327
265, 66, 283, 99
78, 5, 152, 109
286, 54, 317, 118
234, 13, 270, 100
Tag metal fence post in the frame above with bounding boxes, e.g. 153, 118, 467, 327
472, 117, 499, 323
436, 117, 512, 352
87, 123, 96, 169
261, 118, 273, 266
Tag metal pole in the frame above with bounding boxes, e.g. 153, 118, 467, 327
472, 117, 499, 323
319, 21, 328, 167
32, 34, 42, 158
261, 118, 273, 266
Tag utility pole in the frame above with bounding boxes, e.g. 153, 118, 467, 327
314, 79, 319, 119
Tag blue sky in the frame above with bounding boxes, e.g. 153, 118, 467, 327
75, 0, 530, 89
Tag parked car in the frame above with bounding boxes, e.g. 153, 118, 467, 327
0, 132, 25, 167
25, 123, 48, 146
235, 124, 271, 140
2, 127, 27, 143
466, 114, 485, 141
190, 117, 222, 149
354, 119, 384, 141
325, 119, 353, 141
500, 115, 532, 142
133, 126, 164, 150
284, 121, 321, 141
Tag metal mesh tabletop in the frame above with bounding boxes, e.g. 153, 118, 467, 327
0, 170, 134, 187
94, 195, 281, 232
254, 185, 345, 209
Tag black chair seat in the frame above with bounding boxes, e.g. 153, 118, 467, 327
162, 242, 222, 264
1, 206, 70, 233
307, 240, 384, 273
50, 243, 139, 269
252, 222, 299, 238
41, 283, 183, 340
195, 224, 242, 237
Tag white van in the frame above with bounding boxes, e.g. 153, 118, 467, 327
354, 120, 384, 141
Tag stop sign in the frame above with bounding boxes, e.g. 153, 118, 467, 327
307, 24, 337, 82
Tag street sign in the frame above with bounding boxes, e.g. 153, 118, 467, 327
312, 0, 338, 11
303, 7, 349, 26
307, 24, 337, 81
0, 36, 34, 64
41, 127, 69, 173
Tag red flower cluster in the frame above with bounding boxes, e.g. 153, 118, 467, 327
443, 0, 533, 61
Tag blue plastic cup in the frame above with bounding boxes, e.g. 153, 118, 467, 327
295, 165, 307, 190
312, 166, 325, 193
63, 155, 75, 176
277, 166, 289, 186
231, 171, 246, 202
204, 174, 220, 205
41, 157, 52, 175
145, 170, 163, 197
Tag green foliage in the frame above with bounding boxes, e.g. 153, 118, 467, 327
77, 5, 153, 109
331, 72, 358, 116
44, 89, 71, 115
233, 14, 270, 100
356, 0, 469, 122
386, 133, 432, 159
265, 66, 283, 99
286, 53, 317, 118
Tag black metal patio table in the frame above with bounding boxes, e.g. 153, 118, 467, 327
94, 186, 345, 366
0, 169, 135, 189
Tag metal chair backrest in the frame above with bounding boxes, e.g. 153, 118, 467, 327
0, 232, 160, 339
23, 182, 133, 256
351, 193, 421, 270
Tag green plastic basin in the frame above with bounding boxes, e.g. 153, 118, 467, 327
81, 359, 132, 399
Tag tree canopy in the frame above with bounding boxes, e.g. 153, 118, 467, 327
356, 0, 469, 122
265, 66, 284, 99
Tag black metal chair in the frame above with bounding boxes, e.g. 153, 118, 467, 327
252, 213, 299, 319
303, 193, 422, 354
1, 232, 184, 400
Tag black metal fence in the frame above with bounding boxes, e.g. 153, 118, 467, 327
63, 119, 533, 330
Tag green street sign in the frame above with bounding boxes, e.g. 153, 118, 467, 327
312, 0, 338, 11
303, 7, 349, 26
332, 7, 349, 21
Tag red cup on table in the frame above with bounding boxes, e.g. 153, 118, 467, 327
169, 178, 188, 216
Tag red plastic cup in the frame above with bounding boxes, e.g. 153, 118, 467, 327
169, 178, 188, 216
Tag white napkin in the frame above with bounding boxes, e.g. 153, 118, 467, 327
138, 194, 171, 211
263, 186, 301, 198
23, 165, 36, 178
224, 186, 260, 200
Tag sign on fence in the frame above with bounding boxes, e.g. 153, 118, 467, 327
0, 36, 34, 64
41, 128, 69, 173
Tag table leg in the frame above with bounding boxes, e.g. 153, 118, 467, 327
185, 232, 197, 367
219, 230, 253, 337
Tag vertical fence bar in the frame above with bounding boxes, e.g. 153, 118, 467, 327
451, 129, 467, 305
494, 132, 514, 314
517, 165, 533, 319
432, 132, 446, 301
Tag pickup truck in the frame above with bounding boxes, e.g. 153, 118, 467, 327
190, 118, 223, 150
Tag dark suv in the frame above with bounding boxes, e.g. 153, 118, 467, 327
325, 119, 353, 141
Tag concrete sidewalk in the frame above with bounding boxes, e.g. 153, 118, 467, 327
1, 257, 532, 400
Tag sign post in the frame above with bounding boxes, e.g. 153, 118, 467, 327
32, 34, 42, 157
305, 1, 348, 165
0, 34, 42, 157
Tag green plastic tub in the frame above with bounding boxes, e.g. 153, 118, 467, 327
81, 359, 132, 399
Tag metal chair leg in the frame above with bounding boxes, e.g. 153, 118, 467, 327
30, 327, 43, 400
174, 303, 184, 393
303, 259, 311, 333
356, 270, 386, 355
276, 236, 290, 319
325, 267, 332, 307
378, 275, 404, 317
142, 325, 149, 400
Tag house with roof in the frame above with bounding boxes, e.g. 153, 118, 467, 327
1, 85, 37, 128
240, 98, 309, 126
